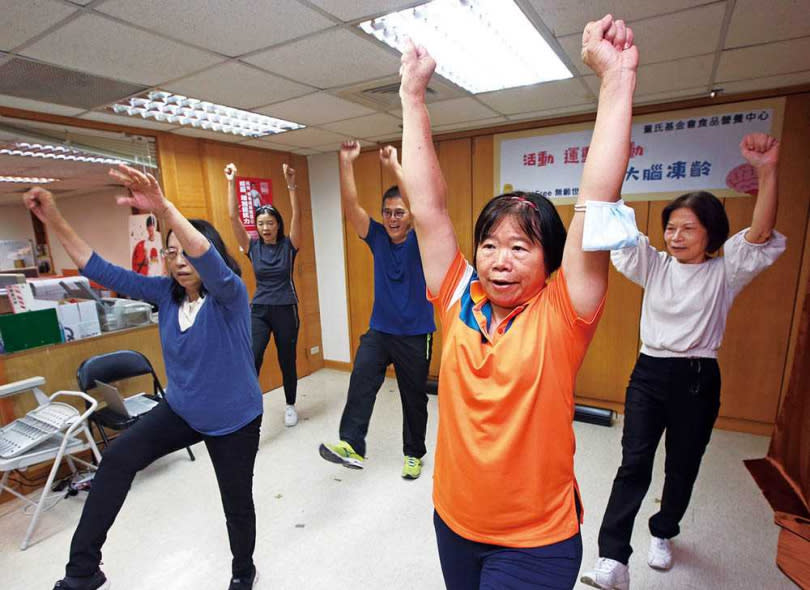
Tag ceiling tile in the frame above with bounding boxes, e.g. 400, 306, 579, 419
717, 37, 810, 82
433, 116, 508, 134
476, 78, 592, 115
254, 127, 351, 148
716, 70, 810, 95
322, 113, 402, 138
506, 103, 597, 122
636, 54, 713, 96
0, 0, 77, 52
78, 110, 181, 131
291, 148, 321, 156
0, 94, 85, 117
244, 28, 401, 89
21, 14, 222, 86
559, 3, 725, 75
305, 1, 418, 22
366, 133, 402, 143
313, 139, 376, 153
426, 98, 501, 127
240, 138, 298, 151
527, 0, 710, 36
726, 0, 810, 47
633, 86, 712, 105
170, 127, 251, 143
255, 92, 376, 125
97, 0, 335, 57
166, 62, 313, 110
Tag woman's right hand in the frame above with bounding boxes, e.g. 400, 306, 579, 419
224, 162, 237, 182
340, 140, 361, 164
23, 187, 63, 224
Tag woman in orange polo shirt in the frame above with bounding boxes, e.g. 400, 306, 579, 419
398, 14, 639, 589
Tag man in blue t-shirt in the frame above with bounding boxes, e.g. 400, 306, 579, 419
319, 141, 434, 480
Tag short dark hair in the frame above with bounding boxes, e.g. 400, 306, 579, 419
166, 219, 241, 303
255, 205, 285, 241
381, 185, 402, 208
473, 191, 567, 276
146, 215, 155, 228
662, 191, 729, 254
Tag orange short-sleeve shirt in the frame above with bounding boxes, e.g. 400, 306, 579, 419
429, 250, 604, 547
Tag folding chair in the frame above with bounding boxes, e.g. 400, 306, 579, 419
76, 350, 195, 461
0, 376, 102, 550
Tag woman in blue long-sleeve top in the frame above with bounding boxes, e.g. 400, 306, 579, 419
24, 165, 262, 590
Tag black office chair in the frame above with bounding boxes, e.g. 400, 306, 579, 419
76, 350, 195, 461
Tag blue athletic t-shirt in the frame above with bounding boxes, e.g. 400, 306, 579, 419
363, 218, 434, 336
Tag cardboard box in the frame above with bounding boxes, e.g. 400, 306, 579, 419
57, 300, 101, 341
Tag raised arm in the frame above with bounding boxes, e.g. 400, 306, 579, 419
740, 133, 779, 243
284, 163, 303, 250
338, 140, 371, 239
224, 163, 251, 252
109, 164, 209, 259
23, 187, 92, 269
562, 14, 638, 318
399, 40, 458, 295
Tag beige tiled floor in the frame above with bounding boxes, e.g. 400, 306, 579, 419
0, 369, 793, 589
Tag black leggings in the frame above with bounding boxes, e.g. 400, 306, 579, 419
65, 402, 261, 579
251, 303, 299, 404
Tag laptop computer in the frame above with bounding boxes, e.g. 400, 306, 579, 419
94, 380, 159, 418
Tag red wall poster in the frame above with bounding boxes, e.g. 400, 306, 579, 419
235, 176, 273, 239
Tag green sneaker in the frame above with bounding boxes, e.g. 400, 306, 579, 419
319, 440, 364, 469
402, 456, 422, 480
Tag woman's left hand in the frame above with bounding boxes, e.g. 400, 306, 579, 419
283, 162, 296, 188
740, 133, 779, 171
109, 164, 171, 214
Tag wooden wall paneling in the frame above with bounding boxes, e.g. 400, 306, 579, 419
721, 93, 810, 424
157, 134, 209, 219
344, 150, 383, 358
777, 94, 810, 410
576, 201, 648, 404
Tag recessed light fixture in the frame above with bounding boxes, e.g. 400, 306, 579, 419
108, 91, 305, 138
0, 143, 127, 165
358, 0, 572, 94
0, 176, 59, 183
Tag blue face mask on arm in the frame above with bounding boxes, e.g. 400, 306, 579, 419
578, 199, 641, 251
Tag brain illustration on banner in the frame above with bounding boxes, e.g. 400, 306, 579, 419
726, 164, 759, 196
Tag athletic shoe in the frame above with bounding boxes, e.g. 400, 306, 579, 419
229, 567, 258, 589
580, 557, 630, 590
402, 456, 422, 480
319, 440, 364, 469
284, 405, 298, 427
648, 536, 673, 570
53, 570, 109, 590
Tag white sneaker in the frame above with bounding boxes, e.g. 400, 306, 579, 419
580, 557, 630, 590
648, 536, 673, 570
284, 405, 298, 427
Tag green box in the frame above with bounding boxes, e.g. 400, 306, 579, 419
0, 309, 63, 353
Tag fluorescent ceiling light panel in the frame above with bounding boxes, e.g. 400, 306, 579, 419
0, 176, 59, 183
108, 91, 305, 138
0, 143, 127, 165
358, 0, 572, 94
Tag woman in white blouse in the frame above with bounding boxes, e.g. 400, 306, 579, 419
582, 133, 786, 590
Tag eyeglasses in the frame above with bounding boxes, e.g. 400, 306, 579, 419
255, 205, 276, 215
382, 208, 407, 220
160, 247, 186, 260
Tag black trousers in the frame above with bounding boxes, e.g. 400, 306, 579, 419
251, 303, 299, 405
65, 402, 261, 578
339, 329, 433, 458
598, 354, 721, 564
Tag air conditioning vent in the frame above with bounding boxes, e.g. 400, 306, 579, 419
335, 75, 463, 111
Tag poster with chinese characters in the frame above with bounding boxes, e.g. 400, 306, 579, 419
495, 98, 784, 201
129, 213, 165, 277
235, 176, 273, 239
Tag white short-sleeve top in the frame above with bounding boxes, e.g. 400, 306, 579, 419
611, 228, 786, 358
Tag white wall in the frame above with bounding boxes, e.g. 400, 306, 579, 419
308, 152, 351, 363
49, 189, 132, 273
0, 204, 36, 265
